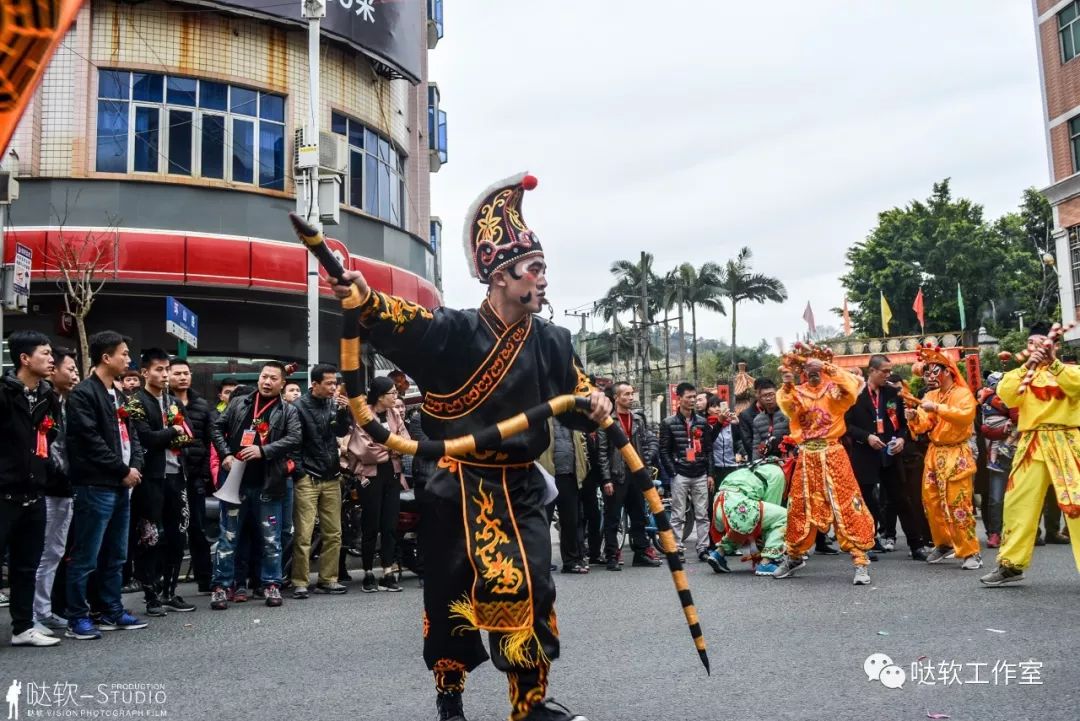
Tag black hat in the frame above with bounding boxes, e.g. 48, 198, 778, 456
463, 172, 542, 283
1028, 321, 1052, 337
366, 375, 396, 406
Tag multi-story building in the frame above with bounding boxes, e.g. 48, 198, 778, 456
1035, 0, 1080, 342
2, 0, 448, 376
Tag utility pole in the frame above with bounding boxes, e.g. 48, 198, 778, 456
676, 285, 686, 381
300, 0, 325, 375
611, 317, 620, 379
639, 250, 650, 405
565, 309, 589, 368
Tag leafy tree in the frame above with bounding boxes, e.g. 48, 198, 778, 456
672, 262, 725, 384
840, 181, 1058, 339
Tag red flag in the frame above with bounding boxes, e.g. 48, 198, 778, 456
802, 302, 816, 335
0, 0, 86, 153
912, 288, 926, 333
842, 297, 852, 336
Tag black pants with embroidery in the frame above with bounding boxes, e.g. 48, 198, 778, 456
420, 463, 558, 717
132, 473, 189, 603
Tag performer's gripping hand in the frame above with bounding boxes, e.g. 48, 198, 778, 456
330, 269, 371, 300
586, 390, 613, 425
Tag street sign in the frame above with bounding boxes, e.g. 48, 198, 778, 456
165, 296, 198, 349
12, 243, 31, 294
2, 242, 31, 311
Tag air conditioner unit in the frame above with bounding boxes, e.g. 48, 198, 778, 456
319, 132, 348, 175
0, 171, 19, 204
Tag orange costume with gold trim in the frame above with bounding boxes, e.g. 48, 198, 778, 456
778, 363, 875, 565
909, 351, 979, 560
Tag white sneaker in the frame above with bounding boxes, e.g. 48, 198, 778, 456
11, 628, 61, 647
31, 621, 56, 637
882, 538, 896, 552
961, 554, 983, 570
853, 566, 871, 586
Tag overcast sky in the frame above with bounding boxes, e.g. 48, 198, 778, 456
428, 0, 1047, 351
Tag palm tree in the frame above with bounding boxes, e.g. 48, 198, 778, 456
676, 262, 726, 384
715, 247, 788, 373
596, 253, 661, 385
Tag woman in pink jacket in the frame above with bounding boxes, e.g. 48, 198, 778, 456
346, 376, 410, 593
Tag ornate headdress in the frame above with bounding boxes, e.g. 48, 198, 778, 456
912, 344, 967, 388
781, 340, 833, 374
463, 172, 542, 284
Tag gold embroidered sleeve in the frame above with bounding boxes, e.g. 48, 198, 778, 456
357, 290, 434, 334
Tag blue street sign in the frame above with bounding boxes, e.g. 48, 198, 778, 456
165, 296, 198, 349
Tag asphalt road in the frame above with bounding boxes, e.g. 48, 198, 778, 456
3, 534, 1079, 721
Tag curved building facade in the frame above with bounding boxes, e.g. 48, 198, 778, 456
3, 0, 447, 368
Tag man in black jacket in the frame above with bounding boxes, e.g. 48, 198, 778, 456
168, 358, 213, 593
209, 361, 301, 610
0, 331, 61, 647
659, 382, 713, 561
65, 330, 148, 639
32, 346, 79, 637
290, 363, 352, 598
597, 381, 661, 570
845, 355, 929, 561
128, 349, 195, 616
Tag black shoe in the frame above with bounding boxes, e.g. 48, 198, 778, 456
910, 547, 929, 562
867, 551, 879, 562
361, 572, 378, 593
435, 691, 467, 721
697, 550, 710, 563
605, 558, 620, 571
144, 602, 167, 617
632, 551, 662, 567
1035, 534, 1046, 546
163, 595, 196, 612
815, 538, 840, 555
196, 582, 211, 595
379, 573, 402, 592
560, 563, 589, 574
340, 570, 353, 582
588, 556, 603, 567
1049, 532, 1071, 544
520, 699, 588, 721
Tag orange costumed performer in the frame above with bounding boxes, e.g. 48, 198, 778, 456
772, 342, 876, 586
905, 345, 982, 570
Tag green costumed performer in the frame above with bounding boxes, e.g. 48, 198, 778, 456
706, 461, 788, 576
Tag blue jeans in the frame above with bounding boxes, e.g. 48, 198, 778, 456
66, 486, 130, 620
281, 476, 294, 560
212, 487, 283, 589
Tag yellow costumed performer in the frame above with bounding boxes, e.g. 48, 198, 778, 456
982, 323, 1080, 586
905, 345, 982, 570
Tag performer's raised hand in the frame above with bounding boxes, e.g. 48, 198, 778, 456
586, 390, 613, 424
330, 268, 370, 300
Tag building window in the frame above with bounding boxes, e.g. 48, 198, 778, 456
330, 112, 406, 228
427, 85, 447, 169
1070, 116, 1080, 173
1071, 226, 1080, 303
95, 70, 286, 190
428, 0, 444, 41
429, 218, 441, 253
1061, 1, 1080, 63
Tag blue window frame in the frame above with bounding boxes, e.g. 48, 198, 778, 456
427, 84, 447, 166
331, 111, 407, 228
94, 70, 285, 188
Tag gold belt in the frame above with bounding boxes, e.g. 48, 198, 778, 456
800, 439, 836, 452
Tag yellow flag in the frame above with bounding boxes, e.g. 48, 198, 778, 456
880, 291, 893, 335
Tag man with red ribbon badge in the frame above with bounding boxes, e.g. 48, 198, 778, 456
659, 382, 714, 563
209, 361, 301, 611
982, 323, 1080, 586
127, 349, 197, 617
0, 331, 62, 646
